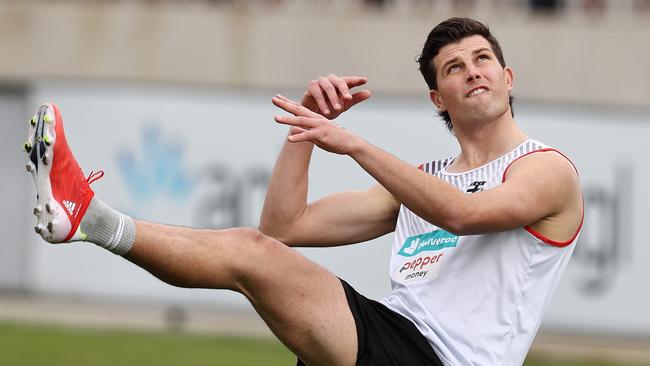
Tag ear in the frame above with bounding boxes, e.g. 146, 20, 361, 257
429, 90, 446, 112
504, 67, 514, 92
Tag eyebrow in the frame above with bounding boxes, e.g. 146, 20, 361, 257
440, 56, 461, 75
439, 47, 493, 74
473, 47, 492, 55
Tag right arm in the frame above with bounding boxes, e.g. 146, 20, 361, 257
260, 175, 399, 247
259, 75, 400, 247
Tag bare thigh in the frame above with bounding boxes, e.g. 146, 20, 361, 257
125, 222, 358, 366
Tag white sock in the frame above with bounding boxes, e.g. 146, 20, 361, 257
79, 198, 136, 255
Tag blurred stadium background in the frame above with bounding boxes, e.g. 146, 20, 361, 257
1, 0, 650, 365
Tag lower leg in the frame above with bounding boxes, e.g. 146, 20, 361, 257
123, 221, 244, 290
80, 199, 246, 291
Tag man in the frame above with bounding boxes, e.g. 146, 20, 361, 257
24, 17, 581, 365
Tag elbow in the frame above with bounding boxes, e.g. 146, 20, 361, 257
273, 234, 300, 247
258, 218, 274, 237
443, 208, 495, 236
258, 220, 296, 247
258, 219, 283, 242
440, 220, 466, 237
437, 206, 474, 236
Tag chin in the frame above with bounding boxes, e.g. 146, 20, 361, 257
481, 101, 509, 119
462, 106, 508, 125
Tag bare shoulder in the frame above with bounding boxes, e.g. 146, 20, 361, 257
505, 149, 580, 189
504, 149, 583, 242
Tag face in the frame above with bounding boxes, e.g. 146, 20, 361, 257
430, 35, 513, 126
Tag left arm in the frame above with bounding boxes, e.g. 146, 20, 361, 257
273, 96, 581, 236
348, 141, 581, 236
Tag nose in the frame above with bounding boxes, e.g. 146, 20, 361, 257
466, 65, 481, 82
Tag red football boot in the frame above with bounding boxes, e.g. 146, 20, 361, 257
25, 103, 103, 243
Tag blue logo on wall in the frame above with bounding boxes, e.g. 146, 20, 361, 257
117, 124, 194, 204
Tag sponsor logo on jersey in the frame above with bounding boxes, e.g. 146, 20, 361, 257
398, 229, 459, 257
466, 180, 486, 193
393, 252, 446, 283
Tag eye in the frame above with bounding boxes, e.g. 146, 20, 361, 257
477, 54, 490, 62
447, 64, 461, 74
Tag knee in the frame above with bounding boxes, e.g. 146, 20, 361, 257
222, 227, 275, 253
222, 227, 287, 289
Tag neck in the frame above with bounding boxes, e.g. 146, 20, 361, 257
447, 112, 528, 172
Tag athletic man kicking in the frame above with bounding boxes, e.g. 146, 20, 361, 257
24, 18, 582, 365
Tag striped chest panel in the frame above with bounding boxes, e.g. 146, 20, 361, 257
419, 139, 547, 194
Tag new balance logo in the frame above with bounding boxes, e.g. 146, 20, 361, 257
62, 200, 77, 215
466, 181, 486, 193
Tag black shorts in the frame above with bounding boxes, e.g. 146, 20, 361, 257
297, 279, 443, 366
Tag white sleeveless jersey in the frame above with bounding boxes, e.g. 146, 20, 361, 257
381, 139, 581, 366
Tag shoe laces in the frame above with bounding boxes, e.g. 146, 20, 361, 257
86, 170, 105, 185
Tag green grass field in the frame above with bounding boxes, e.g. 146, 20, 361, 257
0, 322, 646, 366
0, 322, 293, 366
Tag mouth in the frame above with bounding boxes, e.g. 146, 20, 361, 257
466, 87, 489, 98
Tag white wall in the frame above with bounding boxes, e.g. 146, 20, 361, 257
20, 81, 650, 335
2, 1, 649, 107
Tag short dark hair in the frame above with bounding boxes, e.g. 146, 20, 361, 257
417, 17, 513, 131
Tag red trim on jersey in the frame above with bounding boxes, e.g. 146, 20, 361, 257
501, 148, 584, 248
418, 163, 425, 171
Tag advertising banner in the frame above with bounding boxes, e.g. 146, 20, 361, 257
25, 82, 649, 335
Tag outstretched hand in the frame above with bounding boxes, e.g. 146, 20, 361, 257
273, 94, 364, 156
301, 75, 371, 119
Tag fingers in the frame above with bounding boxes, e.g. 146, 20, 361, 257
289, 126, 308, 135
274, 114, 321, 129
341, 76, 368, 89
287, 130, 316, 143
348, 89, 372, 108
330, 75, 352, 100
275, 94, 302, 106
272, 95, 320, 118
319, 76, 342, 111
306, 75, 369, 115
307, 79, 330, 115
281, 117, 318, 143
